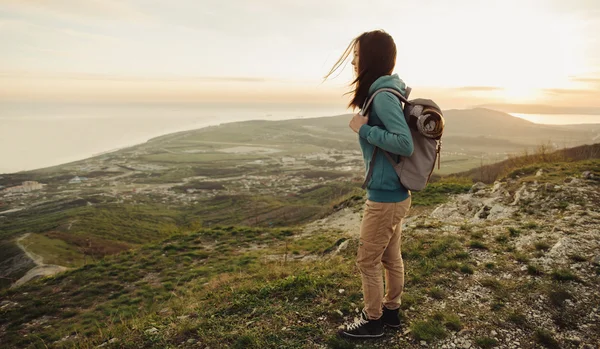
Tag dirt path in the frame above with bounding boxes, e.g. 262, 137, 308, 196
12, 234, 68, 288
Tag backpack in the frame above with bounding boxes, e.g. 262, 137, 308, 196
360, 87, 444, 192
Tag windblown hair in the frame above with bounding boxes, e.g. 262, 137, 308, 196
325, 30, 397, 109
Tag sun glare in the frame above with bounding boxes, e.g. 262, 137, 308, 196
392, 1, 590, 104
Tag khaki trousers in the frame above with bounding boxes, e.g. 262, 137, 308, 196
356, 197, 411, 320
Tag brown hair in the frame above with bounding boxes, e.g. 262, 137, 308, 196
325, 30, 397, 109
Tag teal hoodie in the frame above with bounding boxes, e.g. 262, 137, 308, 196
358, 74, 414, 203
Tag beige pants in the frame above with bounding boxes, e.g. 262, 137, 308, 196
356, 197, 411, 320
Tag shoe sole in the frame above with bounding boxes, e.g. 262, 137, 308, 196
340, 332, 384, 339
384, 323, 401, 328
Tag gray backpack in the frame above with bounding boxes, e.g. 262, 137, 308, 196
361, 87, 444, 192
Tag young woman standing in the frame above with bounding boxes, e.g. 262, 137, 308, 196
325, 30, 414, 339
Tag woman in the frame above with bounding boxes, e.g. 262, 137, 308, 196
325, 30, 414, 338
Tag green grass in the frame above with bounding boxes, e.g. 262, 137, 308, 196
569, 254, 587, 262
522, 221, 539, 230
507, 227, 521, 237
551, 269, 579, 282
469, 240, 488, 250
428, 287, 447, 300
411, 177, 473, 206
2, 151, 598, 347
534, 241, 551, 251
475, 337, 499, 348
514, 253, 529, 264
17, 233, 86, 267
411, 319, 447, 342
507, 311, 527, 327
534, 329, 560, 349
0, 220, 480, 348
460, 265, 474, 274
527, 264, 544, 276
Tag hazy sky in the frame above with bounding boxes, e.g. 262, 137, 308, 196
1, 0, 600, 110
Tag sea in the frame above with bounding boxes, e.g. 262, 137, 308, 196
0, 102, 346, 174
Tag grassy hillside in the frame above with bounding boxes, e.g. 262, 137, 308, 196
1, 159, 598, 348
456, 143, 600, 183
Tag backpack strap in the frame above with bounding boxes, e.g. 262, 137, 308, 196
360, 88, 410, 116
360, 87, 410, 189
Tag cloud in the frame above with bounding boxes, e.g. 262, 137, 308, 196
0, 71, 283, 83
478, 103, 600, 115
569, 75, 600, 84
0, 0, 147, 21
455, 86, 503, 92
542, 88, 598, 95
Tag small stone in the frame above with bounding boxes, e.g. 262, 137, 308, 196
145, 327, 158, 335
491, 330, 497, 336
469, 182, 487, 193
281, 326, 287, 331
177, 315, 189, 321
420, 340, 428, 346
187, 338, 196, 344
338, 289, 345, 294
158, 307, 172, 316
335, 309, 343, 316
109, 338, 118, 344
536, 169, 543, 177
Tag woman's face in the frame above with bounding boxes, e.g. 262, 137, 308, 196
351, 41, 359, 76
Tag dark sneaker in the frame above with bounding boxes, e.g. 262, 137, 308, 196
338, 310, 384, 339
381, 306, 401, 328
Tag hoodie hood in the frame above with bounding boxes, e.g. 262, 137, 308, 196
368, 74, 407, 96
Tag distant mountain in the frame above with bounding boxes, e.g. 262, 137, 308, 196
282, 108, 599, 154
442, 108, 599, 140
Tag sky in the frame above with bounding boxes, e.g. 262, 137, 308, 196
1, 0, 600, 111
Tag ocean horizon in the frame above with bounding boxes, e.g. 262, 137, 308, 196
0, 102, 347, 174
1, 102, 599, 174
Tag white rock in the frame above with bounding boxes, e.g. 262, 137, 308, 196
338, 289, 345, 294
145, 327, 158, 335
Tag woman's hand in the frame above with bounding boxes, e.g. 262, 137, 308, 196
349, 113, 368, 133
